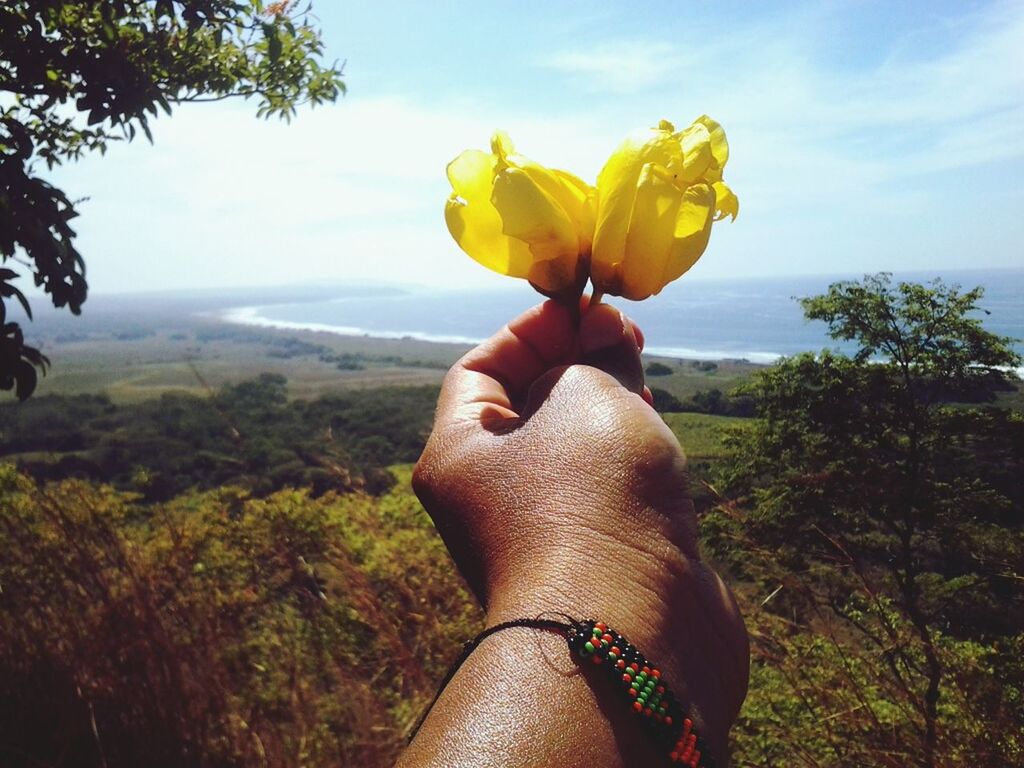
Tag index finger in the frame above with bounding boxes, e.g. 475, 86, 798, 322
435, 299, 577, 428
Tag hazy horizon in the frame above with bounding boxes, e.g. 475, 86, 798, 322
20, 0, 1024, 302
13, 264, 1023, 306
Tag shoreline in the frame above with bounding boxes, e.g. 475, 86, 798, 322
218, 305, 1024, 379
21, 296, 1022, 404
219, 304, 782, 366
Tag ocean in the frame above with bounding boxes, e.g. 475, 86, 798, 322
223, 269, 1024, 365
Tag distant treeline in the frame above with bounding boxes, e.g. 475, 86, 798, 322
0, 374, 439, 500
47, 323, 453, 372
0, 374, 748, 508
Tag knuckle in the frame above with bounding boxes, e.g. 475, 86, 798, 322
412, 432, 470, 507
553, 363, 605, 399
440, 363, 462, 393
411, 442, 441, 502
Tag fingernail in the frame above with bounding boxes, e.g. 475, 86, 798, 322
580, 305, 626, 353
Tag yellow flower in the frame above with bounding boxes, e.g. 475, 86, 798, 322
445, 132, 596, 296
590, 116, 738, 301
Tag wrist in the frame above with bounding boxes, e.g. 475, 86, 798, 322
482, 501, 746, 763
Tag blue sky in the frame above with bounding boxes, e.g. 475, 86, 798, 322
46, 0, 1024, 295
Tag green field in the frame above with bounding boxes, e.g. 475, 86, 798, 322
662, 412, 752, 461
33, 326, 460, 403
27, 313, 763, 405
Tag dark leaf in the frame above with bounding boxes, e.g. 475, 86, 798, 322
14, 359, 38, 401
265, 23, 283, 62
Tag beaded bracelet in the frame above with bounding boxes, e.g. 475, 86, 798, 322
408, 615, 716, 768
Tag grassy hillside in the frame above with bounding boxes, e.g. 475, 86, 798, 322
0, 463, 482, 767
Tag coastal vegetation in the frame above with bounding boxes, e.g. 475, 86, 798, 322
0, 464, 481, 766
0, 275, 1021, 767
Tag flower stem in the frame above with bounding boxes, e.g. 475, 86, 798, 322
590, 291, 604, 307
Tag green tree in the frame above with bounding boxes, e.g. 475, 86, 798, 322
1, 0, 344, 399
715, 274, 1023, 767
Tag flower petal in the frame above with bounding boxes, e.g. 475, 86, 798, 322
693, 115, 729, 169
619, 164, 683, 300
447, 148, 494, 200
490, 131, 515, 163
593, 125, 687, 294
712, 181, 739, 221
660, 183, 715, 288
676, 122, 713, 184
518, 163, 595, 254
552, 168, 597, 254
445, 149, 532, 278
591, 136, 644, 290
490, 167, 580, 292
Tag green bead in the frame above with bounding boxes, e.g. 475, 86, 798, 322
637, 672, 647, 683
638, 693, 649, 703
608, 652, 618, 662
644, 681, 655, 691
626, 668, 636, 677
584, 641, 595, 654
592, 628, 602, 637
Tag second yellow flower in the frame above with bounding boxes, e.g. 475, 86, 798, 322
590, 117, 739, 301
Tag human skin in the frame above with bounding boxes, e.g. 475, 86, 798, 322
399, 298, 749, 768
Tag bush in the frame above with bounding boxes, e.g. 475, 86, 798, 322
0, 465, 480, 767
651, 387, 683, 412
645, 361, 674, 376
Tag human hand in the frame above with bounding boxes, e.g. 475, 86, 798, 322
410, 299, 748, 765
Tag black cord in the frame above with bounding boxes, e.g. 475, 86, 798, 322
407, 617, 573, 742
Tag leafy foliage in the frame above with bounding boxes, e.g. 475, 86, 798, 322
652, 385, 755, 417
645, 361, 674, 376
711, 274, 1023, 767
0, 374, 439, 499
0, 0, 345, 398
733, 597, 1023, 767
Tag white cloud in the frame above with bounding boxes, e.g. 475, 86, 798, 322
542, 41, 681, 93
544, 2, 1024, 176
45, 95, 626, 294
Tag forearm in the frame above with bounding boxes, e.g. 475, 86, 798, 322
398, 504, 748, 768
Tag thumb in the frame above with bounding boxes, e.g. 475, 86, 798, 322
579, 303, 645, 395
